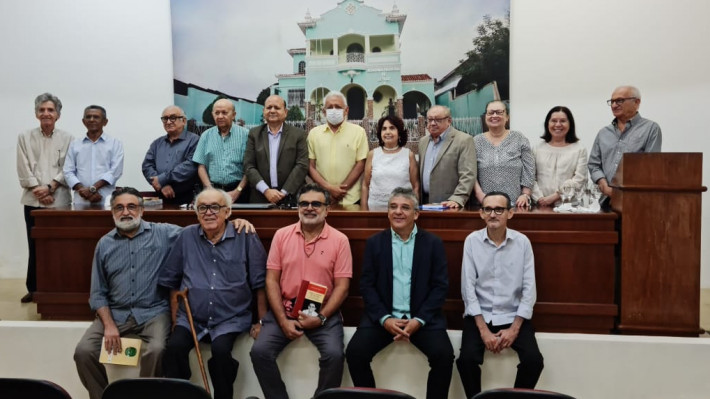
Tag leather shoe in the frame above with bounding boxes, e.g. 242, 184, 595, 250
20, 292, 33, 303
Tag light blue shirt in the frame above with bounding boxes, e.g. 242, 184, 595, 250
461, 227, 536, 326
64, 133, 124, 205
379, 225, 425, 326
192, 124, 248, 185
422, 127, 450, 194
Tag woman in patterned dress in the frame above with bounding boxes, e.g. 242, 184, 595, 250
473, 100, 535, 207
360, 115, 420, 210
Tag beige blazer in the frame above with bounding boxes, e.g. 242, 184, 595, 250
418, 127, 477, 206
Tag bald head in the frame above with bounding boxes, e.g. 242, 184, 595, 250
212, 99, 236, 132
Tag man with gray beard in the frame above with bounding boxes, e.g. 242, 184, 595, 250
73, 187, 254, 399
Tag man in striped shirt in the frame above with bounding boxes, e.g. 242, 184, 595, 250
193, 99, 250, 203
73, 187, 253, 399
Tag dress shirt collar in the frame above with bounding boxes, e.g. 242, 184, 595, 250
198, 222, 234, 243
295, 220, 330, 240
164, 129, 188, 143
612, 112, 641, 128
431, 126, 451, 144
268, 124, 284, 136
82, 133, 106, 143
480, 227, 514, 248
391, 224, 418, 244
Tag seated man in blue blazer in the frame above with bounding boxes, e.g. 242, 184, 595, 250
346, 187, 454, 399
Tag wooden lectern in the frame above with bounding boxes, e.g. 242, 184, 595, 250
611, 153, 705, 336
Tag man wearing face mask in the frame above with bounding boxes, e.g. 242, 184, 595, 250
307, 91, 368, 205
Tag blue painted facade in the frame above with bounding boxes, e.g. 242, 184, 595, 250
273, 0, 434, 121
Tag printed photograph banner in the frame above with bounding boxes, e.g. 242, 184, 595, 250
170, 0, 510, 137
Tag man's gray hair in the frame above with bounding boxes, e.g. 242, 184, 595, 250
34, 93, 63, 116
194, 187, 232, 213
427, 104, 451, 118
162, 105, 185, 117
388, 187, 419, 209
616, 85, 641, 99
324, 91, 348, 107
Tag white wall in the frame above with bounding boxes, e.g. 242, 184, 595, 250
1, 0, 709, 289
0, 1, 173, 278
3, 322, 710, 399
510, 0, 710, 286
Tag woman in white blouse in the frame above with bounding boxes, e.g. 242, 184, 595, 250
532, 106, 588, 207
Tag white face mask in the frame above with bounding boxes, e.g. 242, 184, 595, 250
325, 108, 345, 125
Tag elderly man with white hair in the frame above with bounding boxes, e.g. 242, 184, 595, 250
159, 188, 267, 399
588, 85, 662, 203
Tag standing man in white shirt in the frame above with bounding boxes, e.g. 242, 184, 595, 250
456, 191, 544, 398
16, 92, 74, 303
64, 105, 124, 205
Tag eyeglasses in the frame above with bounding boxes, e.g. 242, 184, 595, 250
112, 204, 141, 214
606, 97, 637, 106
160, 115, 185, 123
196, 204, 227, 214
297, 201, 327, 209
486, 110, 506, 116
481, 206, 508, 215
426, 117, 449, 124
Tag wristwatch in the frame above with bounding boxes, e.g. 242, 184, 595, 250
89, 185, 97, 194
317, 313, 327, 326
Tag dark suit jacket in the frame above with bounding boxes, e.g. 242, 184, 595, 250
243, 123, 308, 203
359, 228, 449, 330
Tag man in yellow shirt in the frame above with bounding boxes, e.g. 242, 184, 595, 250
307, 91, 368, 205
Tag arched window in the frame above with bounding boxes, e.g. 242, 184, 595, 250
298, 61, 305, 74
346, 43, 365, 63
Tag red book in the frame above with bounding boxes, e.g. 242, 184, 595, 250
288, 280, 328, 319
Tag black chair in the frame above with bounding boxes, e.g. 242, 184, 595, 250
473, 388, 576, 399
0, 378, 72, 399
314, 387, 416, 399
101, 378, 211, 399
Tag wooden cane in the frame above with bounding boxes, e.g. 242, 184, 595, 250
175, 288, 211, 394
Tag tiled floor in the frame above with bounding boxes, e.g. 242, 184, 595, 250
2, 278, 710, 335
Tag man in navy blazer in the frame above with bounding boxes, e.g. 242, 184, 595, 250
243, 95, 308, 204
345, 187, 454, 399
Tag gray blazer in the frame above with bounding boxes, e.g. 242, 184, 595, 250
243, 123, 308, 203
418, 127, 477, 206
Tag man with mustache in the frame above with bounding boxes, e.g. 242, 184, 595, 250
250, 184, 352, 399
73, 187, 254, 399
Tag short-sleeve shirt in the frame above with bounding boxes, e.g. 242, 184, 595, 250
192, 124, 248, 185
158, 223, 267, 340
267, 221, 352, 313
307, 121, 368, 205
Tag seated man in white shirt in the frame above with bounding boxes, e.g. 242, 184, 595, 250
456, 191, 544, 398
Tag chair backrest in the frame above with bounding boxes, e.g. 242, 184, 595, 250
0, 378, 72, 399
473, 388, 576, 399
314, 387, 416, 399
101, 378, 211, 399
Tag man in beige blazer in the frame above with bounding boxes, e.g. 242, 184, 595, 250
418, 105, 477, 208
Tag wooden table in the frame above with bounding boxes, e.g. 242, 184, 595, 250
32, 206, 619, 333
